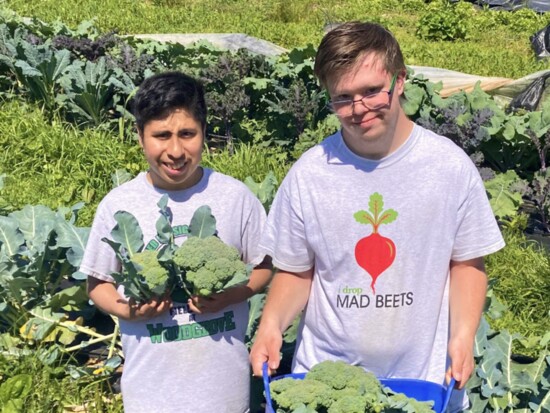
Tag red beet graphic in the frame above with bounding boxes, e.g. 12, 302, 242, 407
354, 193, 398, 293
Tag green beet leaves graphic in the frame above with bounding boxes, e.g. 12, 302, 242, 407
354, 193, 398, 293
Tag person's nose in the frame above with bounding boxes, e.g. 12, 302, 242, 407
167, 137, 185, 158
351, 98, 369, 116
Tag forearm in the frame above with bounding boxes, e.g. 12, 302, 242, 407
87, 277, 131, 320
250, 268, 313, 375
250, 269, 313, 377
243, 255, 273, 296
258, 268, 313, 334
223, 255, 273, 302
449, 257, 487, 342
221, 267, 272, 306
447, 257, 487, 387
87, 276, 171, 321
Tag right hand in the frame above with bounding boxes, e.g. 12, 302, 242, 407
127, 294, 172, 321
249, 326, 283, 377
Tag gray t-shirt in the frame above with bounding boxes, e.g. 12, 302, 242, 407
260, 124, 504, 412
80, 169, 266, 413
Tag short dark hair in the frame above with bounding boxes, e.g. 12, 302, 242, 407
132, 71, 207, 133
314, 22, 406, 89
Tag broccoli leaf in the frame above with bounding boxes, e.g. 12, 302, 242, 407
110, 211, 144, 257
188, 205, 216, 239
156, 194, 174, 245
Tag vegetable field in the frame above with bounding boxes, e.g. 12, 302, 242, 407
0, 1, 549, 412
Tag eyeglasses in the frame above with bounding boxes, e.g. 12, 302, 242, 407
328, 73, 398, 116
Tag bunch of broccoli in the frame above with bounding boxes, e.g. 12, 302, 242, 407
126, 236, 248, 302
172, 235, 248, 297
111, 235, 248, 304
270, 360, 434, 413
105, 202, 249, 304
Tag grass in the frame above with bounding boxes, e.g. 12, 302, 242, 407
0, 100, 145, 226
2, 0, 550, 78
0, 349, 123, 412
485, 228, 550, 347
0, 100, 290, 225
202, 142, 290, 184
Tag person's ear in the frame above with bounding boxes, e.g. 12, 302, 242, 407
137, 127, 144, 148
395, 70, 407, 96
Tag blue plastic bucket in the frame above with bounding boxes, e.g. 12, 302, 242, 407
262, 362, 455, 413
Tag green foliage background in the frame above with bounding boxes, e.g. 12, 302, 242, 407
0, 101, 144, 225
0, 100, 290, 226
2, 0, 550, 78
485, 229, 550, 350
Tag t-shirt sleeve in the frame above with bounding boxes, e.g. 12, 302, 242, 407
452, 167, 505, 261
259, 170, 314, 272
239, 193, 268, 267
79, 201, 120, 283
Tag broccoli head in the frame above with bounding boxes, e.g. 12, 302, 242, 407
327, 394, 368, 413
306, 360, 381, 395
270, 378, 333, 412
172, 236, 248, 296
130, 250, 170, 297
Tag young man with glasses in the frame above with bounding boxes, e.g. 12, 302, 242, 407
251, 22, 504, 411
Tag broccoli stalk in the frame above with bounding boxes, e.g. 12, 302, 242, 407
103, 202, 246, 304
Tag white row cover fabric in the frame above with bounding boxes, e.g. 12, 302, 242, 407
409, 65, 550, 109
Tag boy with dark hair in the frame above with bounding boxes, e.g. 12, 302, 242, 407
81, 71, 271, 412
250, 22, 504, 412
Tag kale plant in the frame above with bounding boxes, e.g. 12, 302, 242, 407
263, 78, 325, 147
416, 102, 493, 156
112, 43, 156, 84
51, 32, 118, 62
52, 32, 156, 84
200, 50, 256, 153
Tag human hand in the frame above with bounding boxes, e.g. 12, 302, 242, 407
446, 335, 475, 389
187, 285, 249, 314
127, 294, 172, 321
249, 326, 282, 377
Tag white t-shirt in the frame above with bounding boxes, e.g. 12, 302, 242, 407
260, 124, 505, 412
80, 169, 266, 413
